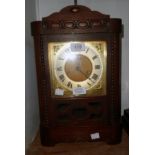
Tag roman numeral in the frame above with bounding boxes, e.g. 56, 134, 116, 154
92, 55, 98, 60
77, 84, 81, 87
65, 48, 69, 52
67, 81, 72, 88
87, 82, 91, 87
58, 49, 70, 60
85, 47, 89, 53
95, 65, 101, 69
64, 48, 70, 54
59, 74, 65, 82
58, 57, 64, 60
56, 66, 63, 71
88, 78, 95, 83
92, 73, 98, 81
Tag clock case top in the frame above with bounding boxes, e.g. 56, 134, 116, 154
31, 5, 122, 145
31, 5, 122, 34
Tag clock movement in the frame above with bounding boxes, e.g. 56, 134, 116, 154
31, 2, 122, 146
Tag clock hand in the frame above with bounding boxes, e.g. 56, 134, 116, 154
76, 66, 87, 77
76, 66, 94, 83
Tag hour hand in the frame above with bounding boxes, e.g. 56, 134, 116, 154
76, 66, 94, 83
76, 66, 85, 74
75, 66, 81, 72
76, 66, 88, 78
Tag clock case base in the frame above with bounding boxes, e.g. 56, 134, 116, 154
40, 124, 122, 146
31, 5, 122, 146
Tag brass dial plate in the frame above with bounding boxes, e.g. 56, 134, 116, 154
48, 41, 107, 97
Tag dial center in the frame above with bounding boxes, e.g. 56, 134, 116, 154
65, 54, 92, 82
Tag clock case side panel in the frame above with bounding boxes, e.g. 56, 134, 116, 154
110, 34, 122, 124
31, 22, 56, 145
106, 33, 122, 143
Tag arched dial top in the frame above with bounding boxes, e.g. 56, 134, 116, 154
48, 41, 107, 97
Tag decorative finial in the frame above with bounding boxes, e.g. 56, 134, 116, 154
74, 0, 77, 5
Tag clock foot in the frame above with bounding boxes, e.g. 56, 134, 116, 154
106, 124, 122, 144
40, 126, 55, 146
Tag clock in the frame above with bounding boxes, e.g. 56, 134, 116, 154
31, 4, 122, 146
48, 41, 107, 97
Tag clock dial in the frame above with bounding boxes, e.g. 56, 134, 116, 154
48, 41, 107, 96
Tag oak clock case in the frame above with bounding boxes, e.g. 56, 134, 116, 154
31, 5, 122, 146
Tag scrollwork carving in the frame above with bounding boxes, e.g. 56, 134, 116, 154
41, 5, 110, 33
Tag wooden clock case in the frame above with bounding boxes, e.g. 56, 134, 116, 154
31, 5, 122, 146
